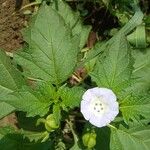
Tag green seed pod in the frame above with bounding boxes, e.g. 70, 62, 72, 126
45, 114, 59, 132
82, 132, 96, 149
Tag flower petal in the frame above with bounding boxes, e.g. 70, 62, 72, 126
81, 87, 119, 128
89, 115, 110, 127
80, 100, 92, 120
82, 89, 94, 103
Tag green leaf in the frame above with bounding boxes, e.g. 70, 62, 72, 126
2, 87, 52, 117
110, 126, 150, 150
53, 104, 61, 125
60, 86, 85, 109
85, 8, 143, 62
70, 143, 81, 150
120, 93, 150, 124
35, 81, 57, 100
55, 140, 66, 150
90, 34, 133, 94
14, 4, 79, 85
0, 127, 52, 150
52, 1, 91, 49
20, 130, 49, 142
132, 48, 150, 92
0, 102, 15, 119
0, 50, 24, 94
0, 50, 24, 118
95, 127, 110, 150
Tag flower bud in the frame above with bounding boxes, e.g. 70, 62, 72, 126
82, 132, 96, 149
45, 114, 59, 132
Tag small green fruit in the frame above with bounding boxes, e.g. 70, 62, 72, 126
45, 114, 59, 132
82, 132, 96, 149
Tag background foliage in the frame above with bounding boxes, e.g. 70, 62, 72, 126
0, 0, 150, 149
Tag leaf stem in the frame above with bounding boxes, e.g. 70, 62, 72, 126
20, 2, 41, 11
107, 124, 117, 130
36, 118, 46, 126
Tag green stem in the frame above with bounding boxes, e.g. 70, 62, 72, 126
66, 120, 78, 144
107, 124, 117, 130
41, 131, 49, 142
20, 2, 41, 11
36, 118, 46, 126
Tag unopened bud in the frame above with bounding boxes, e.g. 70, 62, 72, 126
82, 132, 96, 149
45, 114, 59, 132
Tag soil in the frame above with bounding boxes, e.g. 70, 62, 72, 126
0, 113, 18, 129
0, 0, 29, 52
0, 0, 30, 127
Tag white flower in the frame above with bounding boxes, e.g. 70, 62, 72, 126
80, 87, 119, 127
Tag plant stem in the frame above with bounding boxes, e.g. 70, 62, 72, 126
20, 2, 41, 11
107, 124, 117, 130
36, 118, 46, 126
66, 120, 78, 144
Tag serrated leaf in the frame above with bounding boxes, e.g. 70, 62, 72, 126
90, 34, 133, 94
132, 48, 150, 92
2, 87, 52, 117
20, 130, 49, 142
120, 93, 150, 124
52, 1, 91, 49
60, 86, 85, 109
110, 126, 150, 150
0, 127, 52, 150
0, 50, 25, 118
55, 140, 66, 150
14, 4, 79, 85
35, 81, 57, 100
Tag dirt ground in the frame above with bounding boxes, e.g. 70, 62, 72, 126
0, 0, 29, 51
0, 0, 30, 127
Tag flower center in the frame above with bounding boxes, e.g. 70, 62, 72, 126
90, 97, 107, 116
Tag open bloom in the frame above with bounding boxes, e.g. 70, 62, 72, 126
80, 87, 119, 127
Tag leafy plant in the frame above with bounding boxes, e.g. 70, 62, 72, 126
0, 1, 150, 150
